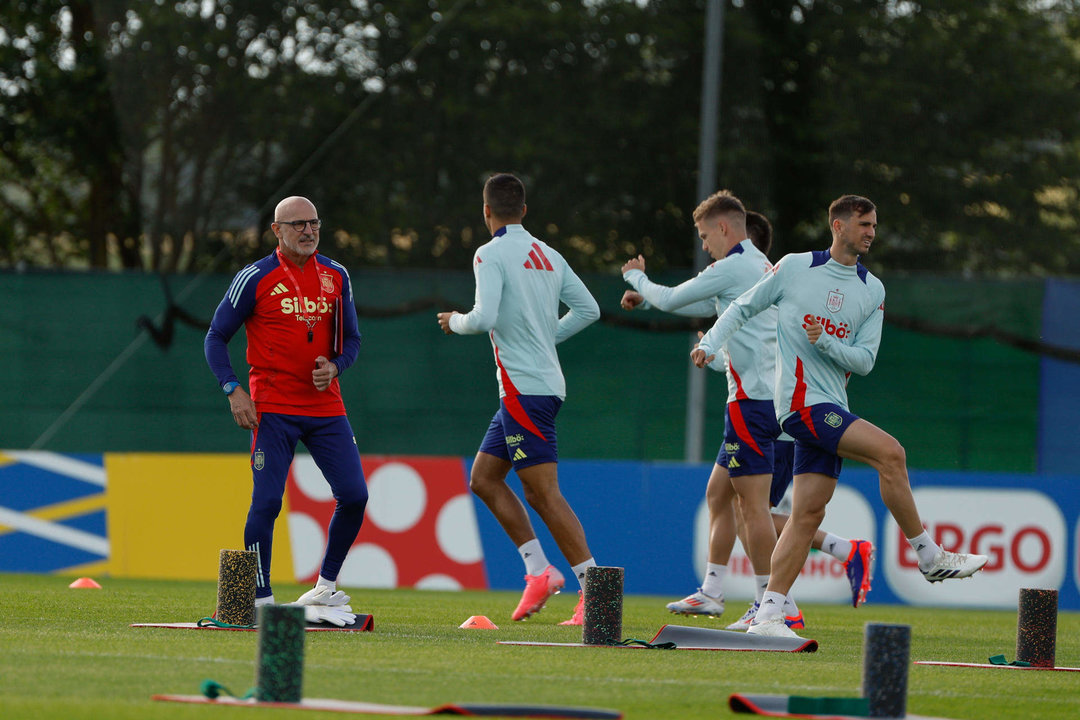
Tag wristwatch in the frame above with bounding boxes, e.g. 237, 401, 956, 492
223, 381, 240, 396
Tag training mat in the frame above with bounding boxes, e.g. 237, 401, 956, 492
131, 614, 374, 632
728, 693, 957, 719
497, 626, 816, 653
914, 661, 1080, 672
649, 624, 818, 652
152, 694, 622, 718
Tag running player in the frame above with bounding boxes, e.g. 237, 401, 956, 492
437, 173, 601, 625
621, 195, 872, 630
693, 194, 988, 638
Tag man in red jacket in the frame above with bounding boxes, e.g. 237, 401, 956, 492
205, 196, 365, 625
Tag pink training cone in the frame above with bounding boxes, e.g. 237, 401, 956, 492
459, 615, 498, 630
69, 577, 102, 589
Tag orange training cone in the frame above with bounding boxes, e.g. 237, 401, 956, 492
69, 577, 102, 589
459, 615, 498, 630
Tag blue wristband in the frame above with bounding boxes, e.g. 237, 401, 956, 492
222, 381, 240, 396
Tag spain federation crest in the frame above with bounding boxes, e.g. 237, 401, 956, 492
253, 450, 265, 471
826, 289, 844, 313
320, 273, 335, 294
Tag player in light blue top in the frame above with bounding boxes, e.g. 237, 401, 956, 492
622, 195, 871, 629
437, 173, 600, 626
693, 195, 988, 638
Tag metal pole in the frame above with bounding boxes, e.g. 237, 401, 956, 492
684, 0, 725, 462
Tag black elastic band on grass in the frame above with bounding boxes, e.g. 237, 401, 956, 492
616, 638, 677, 649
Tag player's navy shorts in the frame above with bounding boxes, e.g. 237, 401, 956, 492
780, 403, 860, 479
250, 413, 367, 506
769, 439, 795, 507
715, 399, 782, 478
478, 394, 562, 470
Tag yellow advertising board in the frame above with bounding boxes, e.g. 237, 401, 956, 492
104, 453, 292, 580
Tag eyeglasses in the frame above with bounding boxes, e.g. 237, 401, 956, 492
276, 218, 322, 232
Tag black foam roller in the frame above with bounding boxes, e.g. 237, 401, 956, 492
862, 622, 910, 718
583, 566, 623, 645
1016, 587, 1057, 668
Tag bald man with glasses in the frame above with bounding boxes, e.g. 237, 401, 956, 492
205, 196, 367, 626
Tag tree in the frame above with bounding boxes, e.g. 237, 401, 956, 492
1, 0, 1078, 275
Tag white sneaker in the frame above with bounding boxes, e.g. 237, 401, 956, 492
746, 615, 800, 638
725, 601, 759, 631
921, 550, 989, 583
666, 589, 724, 617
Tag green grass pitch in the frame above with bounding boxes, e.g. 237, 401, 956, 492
1, 573, 1077, 719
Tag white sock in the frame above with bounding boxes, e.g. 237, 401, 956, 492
518, 539, 550, 576
316, 575, 336, 591
757, 591, 786, 622
753, 575, 770, 604
571, 558, 597, 591
783, 594, 800, 616
700, 562, 728, 598
908, 530, 942, 569
821, 533, 853, 562
255, 595, 275, 607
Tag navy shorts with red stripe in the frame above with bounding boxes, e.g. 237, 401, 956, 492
780, 403, 860, 479
715, 399, 783, 478
478, 395, 562, 470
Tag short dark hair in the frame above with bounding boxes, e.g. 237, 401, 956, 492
745, 211, 773, 256
484, 173, 526, 219
828, 195, 876, 224
692, 189, 746, 223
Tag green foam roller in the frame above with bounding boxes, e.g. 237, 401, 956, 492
216, 549, 257, 626
255, 604, 306, 702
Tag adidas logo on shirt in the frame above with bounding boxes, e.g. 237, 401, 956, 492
270, 282, 289, 296
522, 242, 554, 272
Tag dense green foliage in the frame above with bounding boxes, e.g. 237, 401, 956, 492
1, 573, 1079, 719
1, 1, 1078, 274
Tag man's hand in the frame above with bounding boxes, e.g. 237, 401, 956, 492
313, 356, 338, 391
805, 317, 823, 345
227, 386, 258, 430
436, 311, 458, 335
690, 331, 715, 368
620, 290, 644, 310
621, 254, 646, 274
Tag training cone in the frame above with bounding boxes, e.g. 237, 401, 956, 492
69, 577, 102, 589
459, 615, 498, 630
